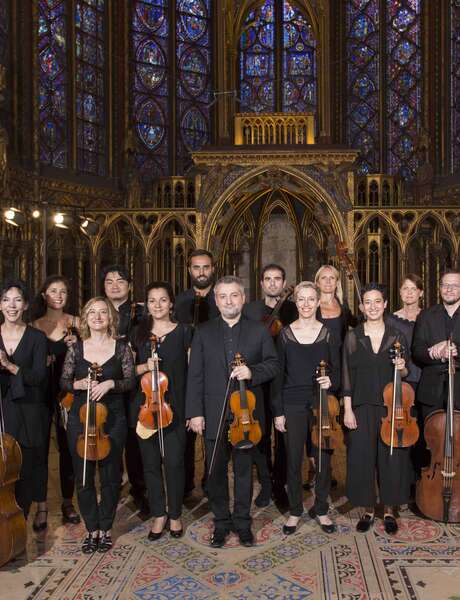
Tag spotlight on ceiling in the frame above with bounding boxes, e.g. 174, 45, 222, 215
4, 207, 26, 227
53, 212, 73, 229
32, 209, 41, 219
79, 216, 99, 236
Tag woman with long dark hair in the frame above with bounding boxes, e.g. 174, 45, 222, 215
32, 275, 81, 528
0, 279, 48, 520
131, 282, 191, 540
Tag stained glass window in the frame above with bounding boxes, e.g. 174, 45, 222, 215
239, 1, 317, 114
346, 0, 380, 174
451, 0, 460, 172
386, 0, 422, 180
75, 0, 106, 176
131, 0, 212, 180
38, 0, 68, 168
346, 1, 422, 179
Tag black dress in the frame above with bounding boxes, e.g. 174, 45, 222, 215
131, 324, 192, 520
342, 323, 414, 507
0, 326, 48, 517
47, 336, 76, 500
316, 301, 356, 345
385, 313, 421, 384
272, 325, 341, 516
60, 339, 135, 532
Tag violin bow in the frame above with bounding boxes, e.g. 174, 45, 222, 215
150, 335, 165, 459
82, 366, 93, 487
208, 369, 234, 477
389, 342, 402, 456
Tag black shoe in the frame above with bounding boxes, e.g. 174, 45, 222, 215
282, 523, 297, 535
82, 532, 98, 554
148, 516, 168, 541
97, 531, 113, 553
255, 487, 272, 508
170, 520, 184, 538
210, 528, 229, 548
32, 510, 48, 532
308, 507, 336, 534
61, 503, 81, 525
383, 514, 398, 535
356, 513, 374, 533
237, 529, 254, 547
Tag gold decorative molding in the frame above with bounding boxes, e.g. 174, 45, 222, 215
234, 112, 316, 145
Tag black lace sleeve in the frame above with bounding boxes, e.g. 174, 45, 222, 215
113, 341, 136, 393
341, 330, 356, 398
325, 329, 341, 393
60, 343, 77, 392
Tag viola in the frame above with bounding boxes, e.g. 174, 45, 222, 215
416, 340, 460, 522
76, 363, 110, 485
137, 335, 173, 454
311, 361, 343, 472
0, 413, 26, 567
228, 353, 262, 449
380, 341, 419, 453
262, 285, 294, 337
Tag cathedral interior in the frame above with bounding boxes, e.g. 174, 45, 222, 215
1, 3, 460, 598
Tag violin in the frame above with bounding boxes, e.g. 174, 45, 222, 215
311, 361, 343, 472
228, 353, 262, 450
416, 339, 460, 522
76, 363, 110, 485
0, 392, 26, 567
380, 341, 419, 453
137, 335, 173, 455
262, 285, 294, 337
336, 240, 364, 310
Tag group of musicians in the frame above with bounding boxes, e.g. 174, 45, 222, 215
0, 248, 459, 555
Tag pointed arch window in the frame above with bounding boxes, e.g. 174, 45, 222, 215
37, 0, 107, 175
346, 1, 422, 179
239, 0, 317, 114
131, 0, 213, 180
451, 0, 460, 172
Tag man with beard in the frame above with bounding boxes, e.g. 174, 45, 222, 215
174, 249, 219, 496
186, 276, 279, 547
243, 264, 297, 507
102, 265, 147, 513
412, 270, 460, 423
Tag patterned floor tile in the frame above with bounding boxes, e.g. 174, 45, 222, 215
232, 573, 314, 599
132, 575, 216, 599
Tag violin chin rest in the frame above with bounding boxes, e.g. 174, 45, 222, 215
235, 440, 254, 451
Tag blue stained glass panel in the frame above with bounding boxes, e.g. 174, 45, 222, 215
38, 0, 68, 168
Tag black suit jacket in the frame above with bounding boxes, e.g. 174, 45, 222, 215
185, 315, 280, 439
412, 304, 460, 408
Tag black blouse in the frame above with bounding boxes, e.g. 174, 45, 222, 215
130, 324, 192, 428
271, 325, 341, 416
385, 313, 421, 384
60, 339, 135, 415
342, 323, 411, 407
0, 326, 48, 447
316, 301, 357, 344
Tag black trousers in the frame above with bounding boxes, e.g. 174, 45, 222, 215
346, 404, 413, 507
68, 416, 126, 532
284, 410, 331, 516
184, 429, 197, 492
16, 444, 48, 518
253, 444, 272, 493
273, 428, 287, 490
125, 426, 145, 497
138, 425, 186, 520
47, 409, 75, 500
205, 435, 253, 531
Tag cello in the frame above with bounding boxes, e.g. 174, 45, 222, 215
380, 341, 419, 454
0, 390, 26, 567
416, 340, 460, 522
136, 335, 173, 458
228, 353, 262, 449
262, 286, 294, 337
76, 363, 110, 486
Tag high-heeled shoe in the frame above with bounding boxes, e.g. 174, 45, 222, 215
61, 502, 81, 525
32, 509, 48, 532
148, 516, 168, 541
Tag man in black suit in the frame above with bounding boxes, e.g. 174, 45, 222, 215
412, 269, 460, 422
186, 276, 279, 548
174, 249, 219, 496
243, 263, 297, 507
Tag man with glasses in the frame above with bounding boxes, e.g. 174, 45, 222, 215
412, 270, 460, 421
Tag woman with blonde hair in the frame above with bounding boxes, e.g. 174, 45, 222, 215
272, 281, 341, 535
61, 297, 135, 553
314, 264, 356, 344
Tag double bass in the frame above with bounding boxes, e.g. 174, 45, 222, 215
76, 363, 110, 486
416, 340, 460, 522
336, 240, 364, 311
380, 342, 419, 454
0, 390, 26, 567
136, 335, 173, 457
311, 361, 343, 473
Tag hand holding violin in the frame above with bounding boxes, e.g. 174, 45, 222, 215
231, 364, 252, 380
91, 379, 115, 402
392, 355, 407, 375
274, 415, 286, 433
316, 375, 331, 390
189, 416, 205, 435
